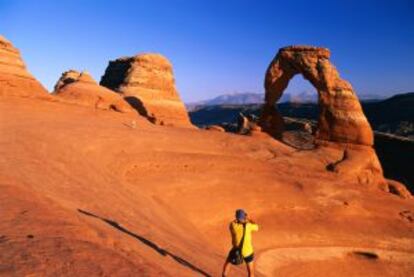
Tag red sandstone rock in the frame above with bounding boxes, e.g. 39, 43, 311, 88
54, 70, 133, 113
237, 113, 263, 136
100, 53, 193, 127
383, 179, 413, 199
54, 70, 90, 92
206, 125, 225, 132
258, 46, 403, 192
1, 94, 414, 277
0, 35, 48, 97
260, 45, 373, 146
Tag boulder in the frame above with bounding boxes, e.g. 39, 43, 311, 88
383, 179, 412, 199
238, 113, 251, 135
237, 113, 262, 135
54, 70, 132, 113
100, 53, 193, 127
0, 35, 48, 97
205, 125, 225, 132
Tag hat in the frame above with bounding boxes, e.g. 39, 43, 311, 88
235, 209, 246, 221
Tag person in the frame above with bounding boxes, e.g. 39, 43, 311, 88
222, 209, 259, 277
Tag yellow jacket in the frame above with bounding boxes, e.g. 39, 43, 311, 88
230, 221, 259, 257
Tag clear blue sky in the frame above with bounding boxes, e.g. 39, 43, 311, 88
1, 0, 413, 102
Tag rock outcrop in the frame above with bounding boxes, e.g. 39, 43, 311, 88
100, 53, 193, 127
237, 113, 262, 135
205, 125, 225, 132
260, 46, 411, 196
260, 46, 373, 146
54, 70, 85, 92
54, 70, 133, 113
0, 35, 48, 97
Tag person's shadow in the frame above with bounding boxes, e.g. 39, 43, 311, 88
77, 209, 211, 276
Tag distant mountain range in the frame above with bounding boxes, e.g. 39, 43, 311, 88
186, 91, 386, 111
186, 92, 264, 111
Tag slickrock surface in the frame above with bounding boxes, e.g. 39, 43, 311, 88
0, 35, 48, 97
54, 70, 133, 113
1, 96, 413, 276
100, 53, 193, 127
261, 46, 373, 146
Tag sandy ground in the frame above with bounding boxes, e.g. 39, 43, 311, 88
0, 96, 413, 276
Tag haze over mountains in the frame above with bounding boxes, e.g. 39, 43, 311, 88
187, 91, 387, 111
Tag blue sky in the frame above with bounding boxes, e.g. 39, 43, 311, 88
1, 0, 413, 102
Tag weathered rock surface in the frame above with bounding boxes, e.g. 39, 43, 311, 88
100, 53, 193, 127
205, 125, 225, 132
1, 95, 414, 277
260, 46, 373, 146
54, 70, 133, 113
259, 46, 408, 193
0, 35, 48, 97
237, 113, 262, 135
54, 70, 88, 92
384, 179, 413, 199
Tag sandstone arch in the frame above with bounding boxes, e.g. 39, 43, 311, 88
260, 46, 373, 146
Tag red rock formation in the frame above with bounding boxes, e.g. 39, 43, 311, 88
54, 70, 133, 113
1, 92, 414, 276
100, 53, 193, 127
237, 113, 262, 135
259, 46, 411, 195
260, 46, 373, 146
206, 125, 225, 132
54, 70, 84, 92
384, 179, 412, 199
0, 35, 48, 97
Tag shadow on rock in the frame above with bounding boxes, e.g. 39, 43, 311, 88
77, 209, 211, 277
124, 96, 156, 123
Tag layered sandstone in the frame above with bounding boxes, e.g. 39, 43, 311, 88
260, 46, 373, 146
259, 46, 394, 190
0, 35, 48, 97
54, 70, 133, 113
100, 53, 193, 127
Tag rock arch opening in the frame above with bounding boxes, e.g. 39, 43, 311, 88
282, 74, 317, 104
270, 74, 319, 150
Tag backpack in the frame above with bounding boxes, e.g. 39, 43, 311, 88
228, 223, 246, 265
